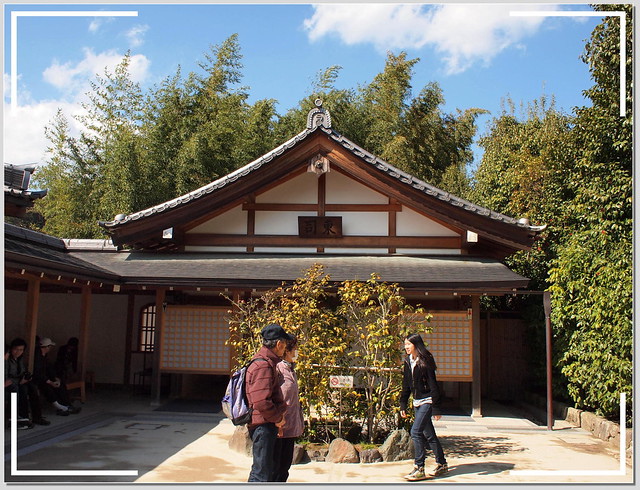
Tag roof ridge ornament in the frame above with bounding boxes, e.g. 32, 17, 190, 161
307, 99, 332, 130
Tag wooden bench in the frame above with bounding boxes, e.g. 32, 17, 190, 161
66, 371, 95, 403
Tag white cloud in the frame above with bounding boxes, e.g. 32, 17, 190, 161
42, 48, 151, 96
4, 49, 151, 166
304, 4, 559, 74
125, 24, 149, 48
3, 100, 87, 165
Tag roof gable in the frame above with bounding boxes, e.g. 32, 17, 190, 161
100, 101, 544, 256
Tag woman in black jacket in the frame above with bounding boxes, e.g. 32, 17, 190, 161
400, 333, 448, 481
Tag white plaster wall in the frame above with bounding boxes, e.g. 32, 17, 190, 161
4, 289, 28, 342
326, 171, 387, 204
184, 246, 247, 253
397, 206, 459, 237
253, 247, 318, 254
4, 290, 128, 384
256, 173, 317, 204
188, 205, 246, 234
395, 249, 462, 255
85, 294, 129, 384
255, 211, 316, 235
323, 248, 388, 254
326, 211, 387, 236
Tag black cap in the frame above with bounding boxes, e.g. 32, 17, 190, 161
261, 324, 293, 341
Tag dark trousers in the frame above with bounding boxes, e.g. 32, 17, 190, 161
5, 383, 43, 420
272, 437, 296, 482
248, 423, 278, 482
410, 403, 446, 467
37, 380, 71, 407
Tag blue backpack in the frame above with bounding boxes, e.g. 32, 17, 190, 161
221, 358, 267, 426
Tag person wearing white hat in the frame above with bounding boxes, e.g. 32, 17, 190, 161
33, 336, 81, 416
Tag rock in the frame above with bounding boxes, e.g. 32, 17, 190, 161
359, 448, 383, 464
228, 424, 252, 456
379, 429, 413, 462
565, 407, 583, 427
581, 411, 598, 434
326, 438, 360, 463
306, 444, 329, 462
292, 443, 310, 464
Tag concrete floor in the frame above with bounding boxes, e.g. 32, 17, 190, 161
3, 387, 634, 485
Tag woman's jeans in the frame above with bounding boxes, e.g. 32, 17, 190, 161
410, 403, 446, 467
248, 423, 278, 482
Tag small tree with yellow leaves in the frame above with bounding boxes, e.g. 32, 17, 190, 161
337, 274, 432, 443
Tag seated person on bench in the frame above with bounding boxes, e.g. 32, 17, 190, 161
33, 337, 81, 416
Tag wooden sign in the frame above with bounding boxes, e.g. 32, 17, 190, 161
298, 216, 342, 238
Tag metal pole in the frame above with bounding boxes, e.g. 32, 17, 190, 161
543, 291, 553, 430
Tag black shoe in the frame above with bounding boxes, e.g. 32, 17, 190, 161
67, 406, 81, 415
33, 417, 51, 426
56, 409, 70, 416
17, 421, 34, 430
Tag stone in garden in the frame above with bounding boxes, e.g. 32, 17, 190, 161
379, 429, 413, 462
292, 443, 310, 464
306, 444, 329, 462
326, 437, 360, 463
228, 424, 252, 456
359, 448, 383, 463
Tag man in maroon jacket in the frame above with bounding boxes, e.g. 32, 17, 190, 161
245, 323, 292, 482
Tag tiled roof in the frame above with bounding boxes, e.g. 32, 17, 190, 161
69, 251, 529, 290
99, 106, 544, 234
6, 224, 529, 290
5, 224, 117, 279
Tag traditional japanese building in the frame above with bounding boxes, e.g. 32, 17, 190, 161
5, 101, 545, 414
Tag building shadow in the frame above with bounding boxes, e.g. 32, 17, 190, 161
440, 434, 526, 458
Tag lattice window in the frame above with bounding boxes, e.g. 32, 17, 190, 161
138, 304, 156, 352
160, 306, 230, 373
421, 310, 473, 381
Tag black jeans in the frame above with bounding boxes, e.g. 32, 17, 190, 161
36, 380, 71, 407
410, 403, 446, 467
5, 383, 42, 420
272, 437, 296, 481
248, 423, 278, 482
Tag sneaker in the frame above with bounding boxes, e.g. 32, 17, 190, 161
428, 463, 448, 477
404, 466, 426, 481
56, 409, 70, 416
33, 417, 51, 426
67, 406, 81, 415
17, 421, 34, 430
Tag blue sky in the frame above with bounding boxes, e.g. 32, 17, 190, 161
3, 3, 604, 168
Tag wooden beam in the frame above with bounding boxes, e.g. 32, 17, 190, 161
151, 288, 166, 406
25, 278, 40, 372
471, 295, 482, 417
123, 293, 135, 385
242, 203, 403, 212
185, 233, 461, 249
388, 198, 398, 254
78, 286, 92, 384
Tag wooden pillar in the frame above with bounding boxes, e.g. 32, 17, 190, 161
151, 288, 166, 407
25, 278, 41, 372
543, 291, 554, 430
123, 293, 135, 385
471, 295, 482, 417
77, 286, 92, 382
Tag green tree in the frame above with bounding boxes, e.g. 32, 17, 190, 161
548, 4, 633, 421
225, 265, 348, 426
337, 274, 430, 443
